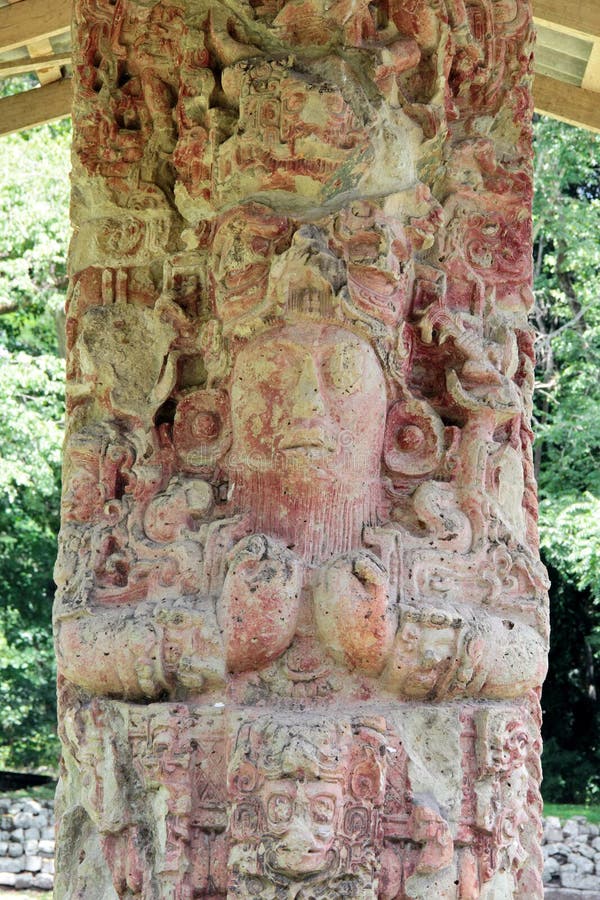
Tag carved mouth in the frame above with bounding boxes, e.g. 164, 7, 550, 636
264, 844, 339, 883
404, 670, 441, 696
278, 428, 336, 454
267, 847, 329, 877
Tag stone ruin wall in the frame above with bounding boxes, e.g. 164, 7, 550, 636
54, 0, 550, 897
0, 796, 55, 892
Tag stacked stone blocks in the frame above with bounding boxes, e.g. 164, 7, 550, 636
0, 798, 55, 891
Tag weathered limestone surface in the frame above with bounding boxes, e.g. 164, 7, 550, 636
9, 803, 600, 896
55, 1, 549, 897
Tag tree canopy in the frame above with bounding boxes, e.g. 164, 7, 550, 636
0, 98, 70, 769
533, 116, 600, 802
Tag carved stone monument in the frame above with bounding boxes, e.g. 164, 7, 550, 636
55, 1, 549, 896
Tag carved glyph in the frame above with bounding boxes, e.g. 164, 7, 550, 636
56, 0, 548, 896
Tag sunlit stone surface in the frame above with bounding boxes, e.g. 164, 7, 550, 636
55, 1, 548, 896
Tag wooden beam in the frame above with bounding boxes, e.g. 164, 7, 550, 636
582, 41, 600, 92
0, 78, 72, 137
27, 38, 64, 85
533, 0, 600, 40
0, 51, 71, 78
534, 72, 600, 134
5, 0, 63, 84
0, 0, 71, 55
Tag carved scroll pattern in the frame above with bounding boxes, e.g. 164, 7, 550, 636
56, 1, 547, 897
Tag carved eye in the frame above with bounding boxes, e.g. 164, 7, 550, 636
400, 623, 420, 645
285, 91, 305, 112
310, 795, 335, 824
323, 92, 344, 114
267, 793, 293, 824
325, 342, 362, 395
251, 236, 272, 256
260, 101, 279, 124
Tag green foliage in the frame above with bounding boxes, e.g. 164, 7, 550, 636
0, 75, 37, 100
540, 495, 600, 599
533, 116, 600, 802
0, 114, 71, 356
541, 564, 600, 803
0, 347, 64, 769
0, 117, 70, 770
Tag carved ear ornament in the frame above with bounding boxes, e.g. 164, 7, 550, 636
349, 747, 385, 803
383, 397, 444, 477
173, 388, 232, 469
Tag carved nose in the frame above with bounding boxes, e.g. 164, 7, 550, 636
422, 648, 445, 666
291, 356, 326, 419
281, 819, 320, 854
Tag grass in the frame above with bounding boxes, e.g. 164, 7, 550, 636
0, 784, 56, 803
544, 803, 600, 825
0, 894, 51, 899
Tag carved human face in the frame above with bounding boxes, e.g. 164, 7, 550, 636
143, 477, 213, 543
332, 202, 412, 326
489, 722, 529, 773
229, 323, 386, 482
262, 778, 343, 877
392, 619, 459, 698
63, 452, 104, 524
210, 205, 291, 323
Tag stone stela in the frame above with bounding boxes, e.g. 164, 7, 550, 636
54, 1, 549, 897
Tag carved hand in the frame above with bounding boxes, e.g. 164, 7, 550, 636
220, 534, 303, 673
313, 551, 395, 676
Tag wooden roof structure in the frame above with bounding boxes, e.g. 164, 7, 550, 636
0, 0, 599, 137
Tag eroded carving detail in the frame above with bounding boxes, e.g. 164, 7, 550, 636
56, 0, 546, 896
